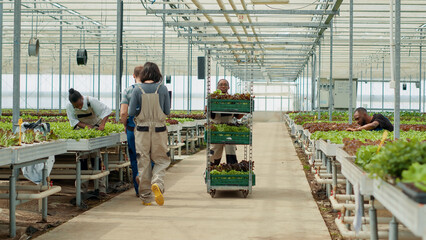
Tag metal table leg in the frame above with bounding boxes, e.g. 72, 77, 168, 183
332, 159, 337, 196
119, 147, 123, 182
177, 130, 182, 156
94, 152, 100, 190
104, 152, 109, 190
345, 181, 353, 229
125, 144, 131, 183
9, 166, 18, 238
76, 156, 82, 207
191, 128, 196, 152
326, 156, 331, 197
42, 162, 48, 222
389, 216, 399, 240
369, 196, 378, 240
186, 130, 189, 154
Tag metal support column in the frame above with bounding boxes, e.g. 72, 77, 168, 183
51, 67, 53, 109
419, 30, 422, 112
25, 62, 28, 109
68, 51, 71, 93
318, 40, 321, 119
311, 53, 316, 112
302, 67, 305, 111
115, 0, 124, 121
349, 0, 354, 124
161, 3, 166, 79
370, 64, 372, 109
98, 29, 101, 100
0, 0, 2, 115
204, 45, 207, 107
329, 21, 333, 121
189, 33, 193, 111
92, 62, 95, 97
382, 58, 385, 110
360, 71, 363, 107
423, 29, 426, 112
173, 66, 176, 109
37, 54, 40, 113
187, 28, 191, 113
216, 61, 219, 85
125, 48, 128, 87
59, 14, 63, 113
409, 75, 412, 110
12, 0, 21, 132
394, 0, 401, 138
306, 58, 309, 111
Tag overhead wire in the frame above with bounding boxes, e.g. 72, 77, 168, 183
265, 0, 318, 10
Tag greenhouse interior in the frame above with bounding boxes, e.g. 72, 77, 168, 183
0, 0, 425, 239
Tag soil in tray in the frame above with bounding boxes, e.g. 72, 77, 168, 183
398, 182, 426, 204
402, 182, 425, 193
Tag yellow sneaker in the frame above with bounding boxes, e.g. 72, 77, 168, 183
151, 184, 164, 206
142, 201, 151, 206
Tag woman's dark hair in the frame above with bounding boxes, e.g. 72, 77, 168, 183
139, 62, 162, 83
68, 88, 82, 103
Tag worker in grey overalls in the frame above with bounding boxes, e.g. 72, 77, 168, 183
209, 79, 243, 165
128, 62, 171, 206
67, 88, 111, 197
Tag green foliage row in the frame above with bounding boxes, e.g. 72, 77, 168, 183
355, 140, 426, 191
210, 170, 252, 175
211, 124, 250, 133
49, 122, 124, 140
311, 130, 426, 144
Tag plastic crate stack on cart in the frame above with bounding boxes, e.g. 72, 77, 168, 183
204, 50, 255, 198
284, 112, 426, 240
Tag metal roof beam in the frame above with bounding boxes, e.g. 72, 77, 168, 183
204, 47, 308, 52
167, 22, 328, 28
213, 53, 308, 57
180, 33, 318, 38
147, 9, 338, 15
195, 41, 313, 45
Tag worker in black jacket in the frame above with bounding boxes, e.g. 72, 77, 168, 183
346, 107, 394, 132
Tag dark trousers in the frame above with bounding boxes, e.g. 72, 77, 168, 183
127, 128, 139, 195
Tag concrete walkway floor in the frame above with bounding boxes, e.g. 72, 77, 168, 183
36, 122, 330, 240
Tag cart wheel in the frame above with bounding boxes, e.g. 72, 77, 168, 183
242, 190, 249, 198
210, 190, 216, 198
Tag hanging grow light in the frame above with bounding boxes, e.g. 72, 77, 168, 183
77, 22, 88, 66
76, 49, 88, 66
28, 38, 40, 57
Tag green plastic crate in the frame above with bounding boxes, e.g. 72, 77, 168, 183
205, 131, 252, 145
209, 174, 256, 186
208, 99, 253, 113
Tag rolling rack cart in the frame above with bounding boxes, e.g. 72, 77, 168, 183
205, 50, 255, 198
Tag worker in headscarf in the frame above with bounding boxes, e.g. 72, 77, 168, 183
66, 88, 111, 197
209, 79, 244, 166
128, 62, 171, 206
